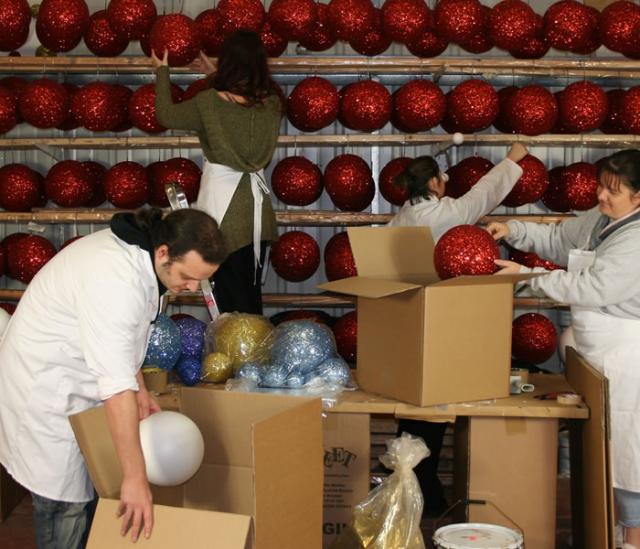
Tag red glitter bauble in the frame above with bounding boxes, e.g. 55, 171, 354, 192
129, 83, 183, 133
0, 77, 27, 123
502, 154, 548, 207
270, 231, 321, 282
599, 1, 640, 56
558, 81, 608, 133
0, 0, 30, 52
60, 236, 84, 250
0, 164, 42, 212
392, 80, 446, 133
106, 0, 157, 40
0, 86, 18, 134
493, 86, 518, 133
601, 89, 627, 135
541, 166, 571, 212
287, 77, 340, 132
489, 0, 538, 51
2, 233, 28, 273
550, 91, 570, 134
271, 156, 323, 206
148, 157, 201, 207
260, 21, 288, 57
434, 224, 500, 279
84, 10, 129, 57
110, 84, 133, 132
279, 309, 332, 325
83, 161, 108, 208
507, 245, 564, 272
7, 234, 56, 284
621, 86, 640, 135
170, 313, 194, 322
543, 0, 598, 53
217, 0, 265, 36
333, 311, 357, 363
19, 78, 70, 129
446, 156, 493, 199
71, 82, 121, 132
572, 5, 601, 55
446, 79, 498, 133
349, 7, 391, 56
196, 9, 224, 57
510, 85, 557, 136
458, 5, 493, 54
406, 30, 449, 58
56, 83, 81, 131
36, 0, 89, 53
104, 161, 150, 208
381, 0, 432, 44
324, 231, 357, 281
327, 0, 376, 40
509, 16, 550, 59
339, 80, 392, 132
268, 0, 317, 42
379, 157, 411, 206
183, 79, 209, 101
563, 162, 598, 211
324, 154, 375, 211
434, 0, 485, 44
512, 313, 558, 364
299, 3, 337, 52
45, 160, 93, 207
149, 14, 202, 68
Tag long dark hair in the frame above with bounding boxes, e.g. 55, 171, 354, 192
598, 149, 640, 192
394, 155, 441, 203
211, 30, 284, 109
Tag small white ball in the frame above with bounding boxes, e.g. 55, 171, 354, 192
452, 132, 464, 145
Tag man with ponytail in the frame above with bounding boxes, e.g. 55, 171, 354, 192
0, 207, 226, 549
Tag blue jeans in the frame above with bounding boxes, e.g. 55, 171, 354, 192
616, 488, 640, 528
31, 493, 97, 549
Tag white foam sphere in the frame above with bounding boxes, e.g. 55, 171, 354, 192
558, 326, 576, 364
139, 411, 205, 487
0, 309, 10, 338
452, 132, 464, 145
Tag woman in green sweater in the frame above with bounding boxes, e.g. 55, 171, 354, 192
151, 30, 283, 314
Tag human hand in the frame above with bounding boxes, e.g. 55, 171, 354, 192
485, 222, 510, 240
494, 259, 523, 274
117, 475, 154, 542
136, 388, 161, 420
150, 49, 168, 68
507, 142, 528, 163
189, 51, 216, 76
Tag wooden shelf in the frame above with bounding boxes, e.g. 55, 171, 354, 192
2, 56, 640, 78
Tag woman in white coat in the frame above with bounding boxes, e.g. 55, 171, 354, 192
487, 149, 640, 549
389, 141, 528, 515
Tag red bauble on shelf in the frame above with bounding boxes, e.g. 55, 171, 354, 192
541, 166, 571, 213
434, 0, 485, 44
259, 21, 288, 57
509, 85, 557, 136
0, 164, 43, 212
339, 80, 392, 132
379, 157, 411, 206
271, 156, 323, 206
502, 154, 549, 207
324, 154, 375, 212
287, 77, 340, 132
562, 162, 598, 211
217, 0, 265, 36
348, 8, 391, 57
381, 0, 432, 44
106, 0, 157, 40
0, 0, 30, 52
558, 81, 608, 133
148, 158, 202, 207
36, 0, 89, 53
83, 161, 108, 208
392, 80, 446, 133
268, 0, 317, 41
84, 10, 129, 57
446, 79, 498, 133
543, 0, 599, 53
45, 160, 94, 208
324, 231, 357, 281
0, 86, 17, 134
489, 0, 538, 51
71, 82, 121, 132
327, 0, 376, 40
129, 83, 183, 134
300, 3, 337, 52
104, 161, 150, 209
621, 86, 640, 134
406, 30, 448, 58
196, 9, 224, 57
434, 225, 500, 279
7, 234, 57, 284
333, 311, 357, 363
599, 0, 640, 57
601, 89, 628, 135
512, 313, 558, 364
149, 14, 203, 67
19, 78, 70, 129
446, 156, 493, 199
270, 231, 321, 282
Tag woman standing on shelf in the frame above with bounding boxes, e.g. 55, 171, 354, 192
487, 149, 640, 549
388, 141, 528, 515
151, 30, 283, 314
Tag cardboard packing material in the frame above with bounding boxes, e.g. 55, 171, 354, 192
70, 388, 324, 549
319, 226, 530, 407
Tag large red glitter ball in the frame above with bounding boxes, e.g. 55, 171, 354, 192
458, 4, 493, 54
0, 86, 18, 134
268, 0, 317, 41
489, 0, 538, 51
381, 0, 432, 44
348, 7, 391, 56
392, 80, 446, 133
333, 311, 357, 363
183, 79, 209, 101
299, 3, 337, 52
558, 81, 608, 133
541, 166, 571, 212
84, 10, 129, 57
110, 84, 133, 132
45, 160, 94, 207
502, 154, 548, 208
104, 161, 150, 208
0, 164, 42, 212
621, 86, 640, 134
446, 79, 498, 133
339, 80, 392, 132
217, 0, 265, 36
327, 0, 376, 40
71, 82, 121, 132
36, 0, 89, 53
0, 0, 30, 52
0, 77, 27, 123
19, 78, 70, 129
2, 233, 28, 272
543, 0, 598, 53
599, 0, 640, 56
107, 0, 157, 40
406, 30, 449, 58
56, 83, 81, 131
7, 235, 56, 283
271, 156, 323, 206
493, 86, 518, 133
602, 89, 627, 135
83, 161, 108, 208
196, 9, 224, 57
434, 0, 485, 44
507, 245, 565, 271
511, 313, 558, 364
446, 156, 494, 199
260, 21, 288, 57
510, 85, 557, 136
434, 224, 500, 279
129, 83, 183, 133
563, 162, 598, 211
379, 157, 411, 206
287, 77, 340, 132
278, 309, 333, 325
149, 14, 202, 68
509, 15, 550, 59
324, 154, 375, 211
324, 231, 357, 281
271, 231, 321, 282
148, 157, 201, 207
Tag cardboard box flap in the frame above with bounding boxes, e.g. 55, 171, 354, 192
87, 499, 252, 549
347, 226, 436, 278
318, 276, 422, 298
431, 272, 540, 287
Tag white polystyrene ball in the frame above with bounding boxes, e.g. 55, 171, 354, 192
0, 309, 10, 339
452, 132, 464, 145
558, 326, 576, 364
139, 411, 204, 487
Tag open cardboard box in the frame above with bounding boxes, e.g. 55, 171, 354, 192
70, 388, 324, 548
319, 226, 532, 407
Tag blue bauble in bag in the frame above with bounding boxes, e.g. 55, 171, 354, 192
143, 313, 182, 370
271, 320, 335, 375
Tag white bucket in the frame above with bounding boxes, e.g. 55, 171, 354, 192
433, 523, 524, 549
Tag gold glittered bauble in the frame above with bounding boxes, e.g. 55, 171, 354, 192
214, 314, 273, 371
201, 352, 233, 383
30, 4, 40, 18
35, 45, 56, 57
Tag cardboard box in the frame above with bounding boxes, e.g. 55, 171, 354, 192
322, 413, 370, 548
70, 389, 324, 549
319, 226, 526, 407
